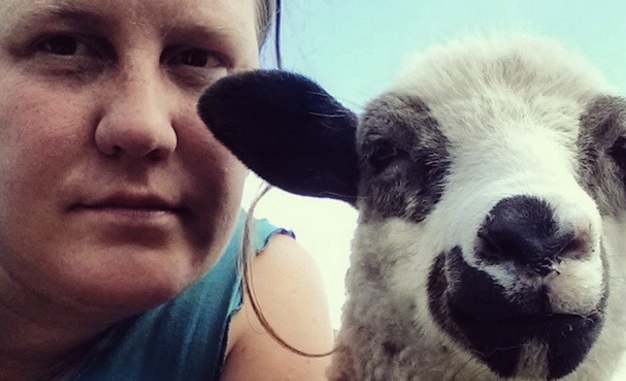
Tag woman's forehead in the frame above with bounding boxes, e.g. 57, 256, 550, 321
0, 0, 259, 40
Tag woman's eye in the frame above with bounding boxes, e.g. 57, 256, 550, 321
163, 46, 227, 88
39, 34, 92, 56
180, 50, 210, 67
167, 47, 224, 68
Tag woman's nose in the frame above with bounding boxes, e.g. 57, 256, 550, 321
95, 71, 177, 160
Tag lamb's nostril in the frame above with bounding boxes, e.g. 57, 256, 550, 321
558, 234, 590, 261
476, 229, 524, 263
476, 196, 591, 275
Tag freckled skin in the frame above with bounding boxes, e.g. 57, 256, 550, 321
0, 0, 259, 316
0, 3, 335, 381
0, 1, 260, 379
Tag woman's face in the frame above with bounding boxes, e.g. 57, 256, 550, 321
0, 0, 258, 317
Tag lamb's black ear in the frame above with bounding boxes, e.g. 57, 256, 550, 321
198, 70, 359, 204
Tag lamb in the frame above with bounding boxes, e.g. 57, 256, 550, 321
197, 35, 626, 380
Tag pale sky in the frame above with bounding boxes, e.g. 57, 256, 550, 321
245, 1, 626, 328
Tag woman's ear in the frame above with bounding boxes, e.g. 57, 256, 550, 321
198, 70, 359, 204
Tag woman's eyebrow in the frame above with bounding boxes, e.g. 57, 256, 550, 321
161, 23, 236, 44
16, 3, 242, 43
11, 3, 115, 32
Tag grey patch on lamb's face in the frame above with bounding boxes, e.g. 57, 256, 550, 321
427, 246, 605, 380
577, 96, 626, 216
356, 93, 450, 222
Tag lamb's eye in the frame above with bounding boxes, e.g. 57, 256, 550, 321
608, 136, 626, 183
609, 136, 626, 160
369, 140, 402, 173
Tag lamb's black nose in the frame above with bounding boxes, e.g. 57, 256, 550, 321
476, 195, 588, 276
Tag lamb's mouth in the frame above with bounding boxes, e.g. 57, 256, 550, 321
447, 304, 602, 380
428, 249, 605, 380
448, 301, 601, 340
450, 304, 598, 330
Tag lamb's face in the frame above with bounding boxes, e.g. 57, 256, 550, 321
197, 36, 626, 381
355, 89, 625, 378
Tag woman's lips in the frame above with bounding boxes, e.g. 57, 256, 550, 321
71, 193, 188, 228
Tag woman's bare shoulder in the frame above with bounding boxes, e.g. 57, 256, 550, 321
221, 233, 335, 381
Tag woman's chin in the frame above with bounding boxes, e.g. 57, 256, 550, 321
45, 246, 215, 316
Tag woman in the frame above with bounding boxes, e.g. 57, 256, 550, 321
0, 0, 334, 380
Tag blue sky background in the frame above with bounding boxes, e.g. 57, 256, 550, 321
248, 1, 626, 327
273, 1, 626, 107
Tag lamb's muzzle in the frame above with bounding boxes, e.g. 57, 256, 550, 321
428, 195, 603, 379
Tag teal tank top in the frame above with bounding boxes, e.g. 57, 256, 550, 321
66, 211, 291, 381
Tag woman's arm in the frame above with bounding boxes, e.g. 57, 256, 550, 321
221, 234, 335, 380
